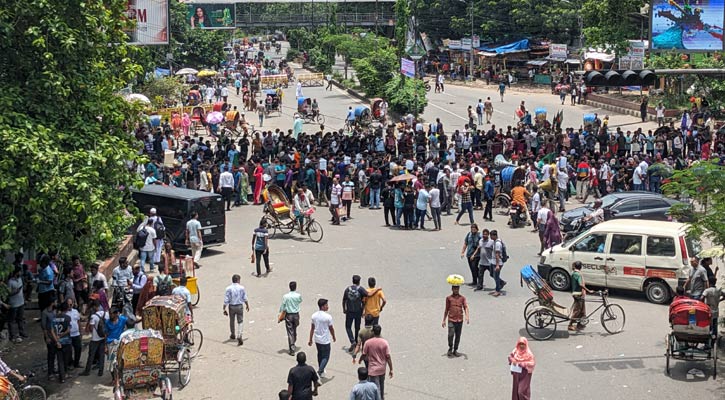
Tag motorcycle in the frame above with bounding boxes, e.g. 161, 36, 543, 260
110, 285, 137, 328
508, 203, 527, 228
563, 218, 595, 241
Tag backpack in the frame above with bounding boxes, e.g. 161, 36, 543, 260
92, 313, 106, 338
153, 217, 166, 237
156, 275, 173, 296
134, 228, 149, 250
345, 285, 363, 313
496, 239, 510, 263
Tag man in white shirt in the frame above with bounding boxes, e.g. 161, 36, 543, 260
186, 212, 203, 267
429, 183, 442, 231
329, 177, 342, 225
292, 186, 314, 234
219, 168, 235, 211
223, 274, 249, 346
136, 220, 157, 273
308, 298, 336, 378
536, 204, 551, 255
529, 187, 541, 232
80, 300, 106, 377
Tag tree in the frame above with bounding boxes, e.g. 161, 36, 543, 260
139, 77, 189, 109
0, 0, 145, 269
384, 75, 428, 115
663, 160, 725, 248
581, 0, 644, 55
354, 46, 398, 97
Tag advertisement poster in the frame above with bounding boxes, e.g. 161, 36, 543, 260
125, 0, 169, 45
651, 0, 724, 51
400, 58, 415, 78
549, 43, 568, 60
187, 3, 236, 29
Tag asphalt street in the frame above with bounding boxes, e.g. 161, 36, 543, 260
53, 45, 723, 400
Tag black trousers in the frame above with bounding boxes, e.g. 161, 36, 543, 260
71, 335, 82, 367
254, 249, 270, 275
483, 198, 493, 220
48, 342, 70, 380
467, 256, 480, 285
383, 205, 395, 225
345, 311, 362, 344
83, 340, 105, 376
447, 321, 463, 351
222, 187, 233, 209
342, 199, 352, 218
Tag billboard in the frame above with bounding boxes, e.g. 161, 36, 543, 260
187, 3, 236, 29
125, 0, 169, 45
400, 58, 415, 78
549, 43, 567, 60
651, 0, 724, 51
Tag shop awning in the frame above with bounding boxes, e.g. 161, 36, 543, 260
478, 39, 530, 54
584, 50, 615, 62
527, 60, 548, 66
565, 58, 581, 64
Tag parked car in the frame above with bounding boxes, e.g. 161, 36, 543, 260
560, 192, 682, 233
538, 219, 701, 304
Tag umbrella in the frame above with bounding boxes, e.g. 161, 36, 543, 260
125, 93, 151, 104
697, 246, 725, 258
175, 68, 199, 76
206, 111, 224, 125
197, 69, 218, 78
388, 173, 415, 183
446, 274, 465, 286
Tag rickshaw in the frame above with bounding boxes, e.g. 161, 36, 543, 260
348, 105, 372, 129
665, 297, 718, 378
111, 329, 173, 400
186, 90, 201, 106
190, 106, 206, 135
521, 265, 626, 341
263, 89, 281, 116
371, 98, 387, 123
262, 185, 324, 242
141, 296, 203, 388
295, 97, 325, 124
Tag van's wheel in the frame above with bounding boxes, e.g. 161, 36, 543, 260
645, 281, 670, 304
548, 269, 571, 291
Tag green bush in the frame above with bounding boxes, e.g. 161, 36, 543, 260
384, 75, 427, 115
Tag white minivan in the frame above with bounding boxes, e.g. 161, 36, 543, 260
537, 219, 701, 304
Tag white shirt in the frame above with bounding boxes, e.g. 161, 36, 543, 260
66, 309, 81, 337
311, 310, 333, 345
541, 164, 551, 182
90, 271, 108, 290
530, 192, 541, 212
90, 310, 108, 342
220, 87, 229, 97
137, 225, 157, 251
319, 157, 327, 171
219, 171, 234, 188
429, 188, 441, 208
537, 207, 550, 225
187, 219, 202, 244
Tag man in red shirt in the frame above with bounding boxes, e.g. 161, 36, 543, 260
442, 285, 469, 357
361, 325, 393, 399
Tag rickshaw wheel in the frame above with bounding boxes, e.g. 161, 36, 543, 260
525, 308, 556, 341
307, 220, 324, 242
184, 328, 204, 358
178, 350, 192, 388
263, 216, 278, 238
523, 297, 540, 319
279, 222, 295, 235
190, 286, 200, 306
316, 114, 326, 124
494, 194, 511, 209
665, 333, 671, 375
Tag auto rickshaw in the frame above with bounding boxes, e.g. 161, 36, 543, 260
142, 295, 203, 388
353, 105, 372, 127
111, 329, 173, 400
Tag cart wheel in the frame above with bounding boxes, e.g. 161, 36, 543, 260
601, 304, 626, 334
525, 308, 556, 341
316, 114, 326, 125
306, 220, 324, 242
190, 285, 200, 306
494, 194, 511, 209
19, 385, 47, 400
263, 216, 278, 238
178, 350, 192, 388
185, 328, 204, 358
523, 297, 540, 320
279, 222, 295, 235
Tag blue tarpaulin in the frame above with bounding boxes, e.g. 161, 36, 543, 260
154, 67, 170, 77
478, 39, 529, 54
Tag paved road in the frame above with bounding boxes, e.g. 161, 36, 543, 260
53, 44, 724, 400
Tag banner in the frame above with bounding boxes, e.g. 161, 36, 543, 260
461, 38, 472, 50
400, 58, 415, 78
549, 43, 567, 60
187, 3, 236, 29
472, 35, 480, 49
651, 0, 724, 51
125, 0, 169, 45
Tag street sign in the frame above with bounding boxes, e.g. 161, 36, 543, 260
462, 38, 472, 50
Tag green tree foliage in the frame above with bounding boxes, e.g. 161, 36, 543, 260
648, 53, 725, 109
353, 46, 399, 97
394, 0, 411, 57
663, 160, 725, 248
384, 75, 428, 115
582, 0, 644, 55
0, 0, 145, 267
139, 77, 189, 108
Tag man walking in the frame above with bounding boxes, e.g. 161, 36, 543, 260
330, 177, 342, 225
287, 352, 320, 400
343, 275, 371, 351
361, 325, 393, 399
491, 230, 508, 297
185, 211, 203, 268
349, 367, 381, 400
308, 298, 335, 378
280, 281, 303, 355
223, 274, 249, 346
483, 175, 494, 221
80, 300, 105, 377
363, 277, 386, 326
442, 284, 469, 357
136, 219, 156, 273
484, 97, 493, 124
473, 228, 495, 291
476, 99, 484, 126
219, 167, 235, 211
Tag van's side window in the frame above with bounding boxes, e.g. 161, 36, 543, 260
611, 234, 642, 255
574, 234, 607, 253
646, 236, 676, 257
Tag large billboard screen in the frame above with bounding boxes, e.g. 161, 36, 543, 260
187, 3, 236, 29
125, 0, 169, 45
651, 0, 724, 51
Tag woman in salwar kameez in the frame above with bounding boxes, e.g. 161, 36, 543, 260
508, 337, 535, 400
239, 167, 250, 205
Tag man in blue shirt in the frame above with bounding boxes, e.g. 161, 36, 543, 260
37, 255, 56, 312
415, 187, 430, 230
483, 175, 495, 221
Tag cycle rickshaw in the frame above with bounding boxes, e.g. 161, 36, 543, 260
371, 98, 387, 123
262, 185, 324, 242
141, 296, 204, 387
520, 265, 626, 340
665, 297, 718, 378
111, 329, 173, 400
295, 97, 325, 124
347, 105, 372, 130
263, 90, 281, 116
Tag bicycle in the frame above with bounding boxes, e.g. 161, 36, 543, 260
525, 290, 625, 340
9, 372, 47, 400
